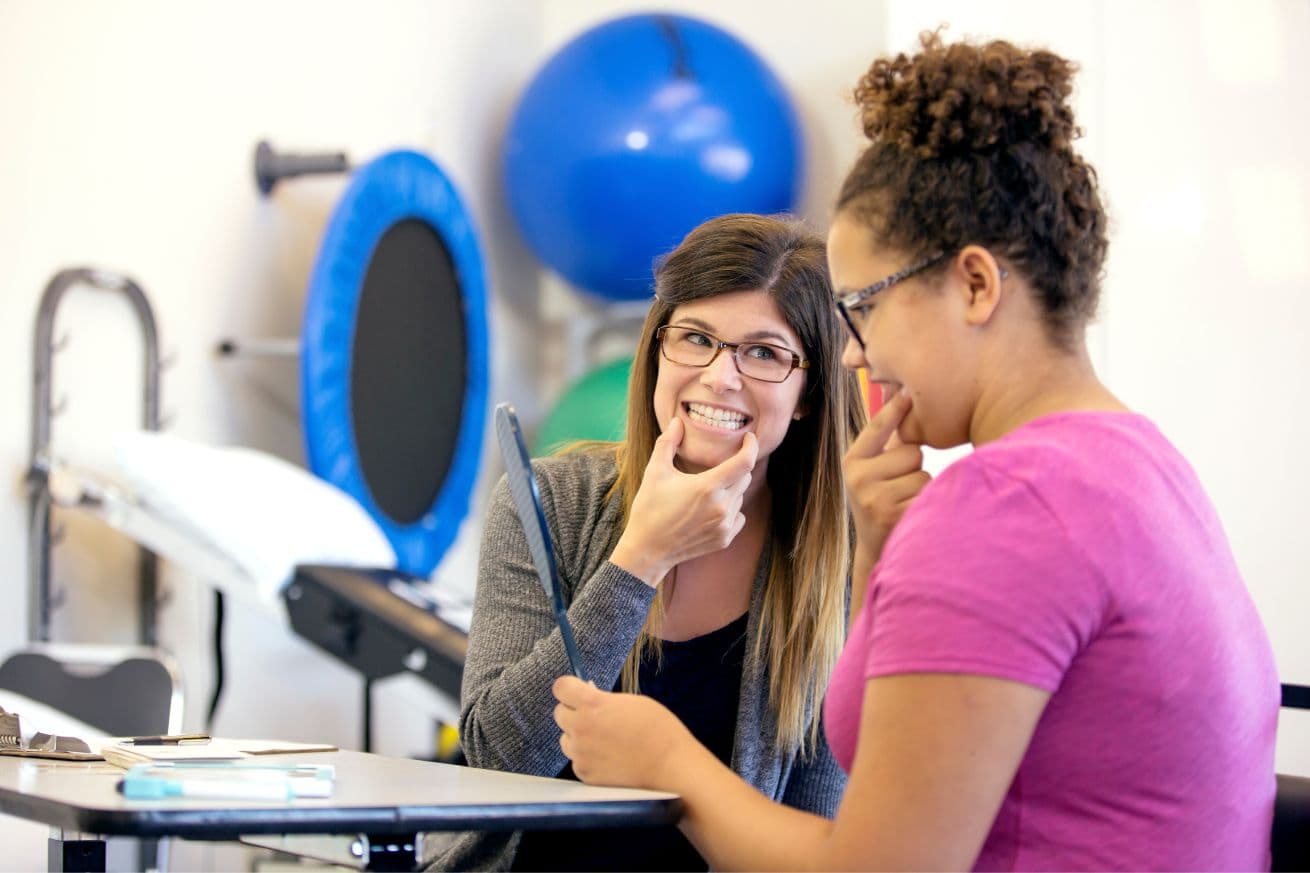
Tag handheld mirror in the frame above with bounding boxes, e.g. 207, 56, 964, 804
493, 403, 586, 680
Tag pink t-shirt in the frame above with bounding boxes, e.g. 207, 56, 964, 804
824, 412, 1277, 871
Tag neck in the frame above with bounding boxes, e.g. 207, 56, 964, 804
969, 340, 1126, 445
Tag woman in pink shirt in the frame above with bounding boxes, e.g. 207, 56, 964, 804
552, 31, 1278, 871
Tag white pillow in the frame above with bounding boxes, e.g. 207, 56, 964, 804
0, 689, 108, 745
113, 431, 396, 599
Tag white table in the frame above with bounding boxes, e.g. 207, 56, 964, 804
0, 748, 679, 871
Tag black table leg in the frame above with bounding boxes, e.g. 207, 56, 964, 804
48, 832, 106, 873
363, 676, 373, 753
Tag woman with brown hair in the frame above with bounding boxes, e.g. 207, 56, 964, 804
439, 213, 865, 870
554, 33, 1278, 870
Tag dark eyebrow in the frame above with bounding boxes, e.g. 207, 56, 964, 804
669, 317, 795, 346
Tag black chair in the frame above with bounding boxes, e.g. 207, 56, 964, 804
0, 643, 184, 870
1274, 684, 1310, 871
0, 643, 182, 737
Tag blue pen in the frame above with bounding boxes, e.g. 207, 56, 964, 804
120, 763, 335, 801
122, 778, 299, 801
141, 762, 334, 776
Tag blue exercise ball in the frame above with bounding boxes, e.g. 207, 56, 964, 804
504, 14, 802, 301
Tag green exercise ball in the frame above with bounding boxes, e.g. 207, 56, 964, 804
535, 356, 632, 454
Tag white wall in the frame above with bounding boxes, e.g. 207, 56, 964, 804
0, 2, 542, 866
0, 1, 1307, 864
0, 0, 547, 707
1104, 0, 1310, 775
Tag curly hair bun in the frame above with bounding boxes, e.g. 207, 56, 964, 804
855, 30, 1081, 158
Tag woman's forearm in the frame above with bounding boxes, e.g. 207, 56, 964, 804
460, 624, 592, 773
461, 563, 656, 773
666, 738, 837, 872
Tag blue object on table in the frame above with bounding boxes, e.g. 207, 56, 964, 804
120, 762, 336, 801
493, 404, 586, 681
302, 149, 490, 576
504, 13, 802, 301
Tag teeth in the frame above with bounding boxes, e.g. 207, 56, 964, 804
687, 403, 747, 430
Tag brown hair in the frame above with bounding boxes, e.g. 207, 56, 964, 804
611, 213, 865, 754
838, 30, 1108, 347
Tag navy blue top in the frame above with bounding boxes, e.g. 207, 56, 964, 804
512, 611, 749, 871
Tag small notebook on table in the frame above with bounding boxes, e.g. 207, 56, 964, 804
0, 706, 101, 761
0, 739, 102, 762
1, 705, 339, 767
102, 738, 339, 770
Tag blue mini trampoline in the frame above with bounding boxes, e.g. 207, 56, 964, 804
301, 150, 489, 577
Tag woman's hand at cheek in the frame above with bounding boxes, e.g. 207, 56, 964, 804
844, 391, 932, 615
553, 676, 696, 792
610, 417, 758, 587
845, 391, 932, 562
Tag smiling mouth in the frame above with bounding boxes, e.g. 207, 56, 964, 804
684, 402, 752, 432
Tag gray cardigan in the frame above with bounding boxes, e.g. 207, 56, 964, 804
430, 450, 845, 871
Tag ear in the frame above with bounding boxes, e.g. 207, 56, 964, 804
953, 245, 1006, 327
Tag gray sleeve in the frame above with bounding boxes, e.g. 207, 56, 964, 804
458, 467, 657, 777
779, 720, 848, 818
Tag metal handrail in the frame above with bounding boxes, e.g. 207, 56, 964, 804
28, 268, 162, 644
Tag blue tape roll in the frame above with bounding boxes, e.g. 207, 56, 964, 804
302, 150, 489, 576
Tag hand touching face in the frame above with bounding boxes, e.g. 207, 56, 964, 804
843, 391, 933, 567
609, 418, 759, 586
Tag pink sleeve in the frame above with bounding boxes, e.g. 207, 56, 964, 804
864, 458, 1108, 691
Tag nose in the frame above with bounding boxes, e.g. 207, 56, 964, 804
700, 347, 743, 392
841, 334, 867, 371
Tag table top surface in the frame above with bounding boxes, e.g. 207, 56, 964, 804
0, 748, 680, 839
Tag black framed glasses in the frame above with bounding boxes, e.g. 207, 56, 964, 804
834, 252, 947, 351
835, 252, 1010, 350
655, 325, 809, 383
